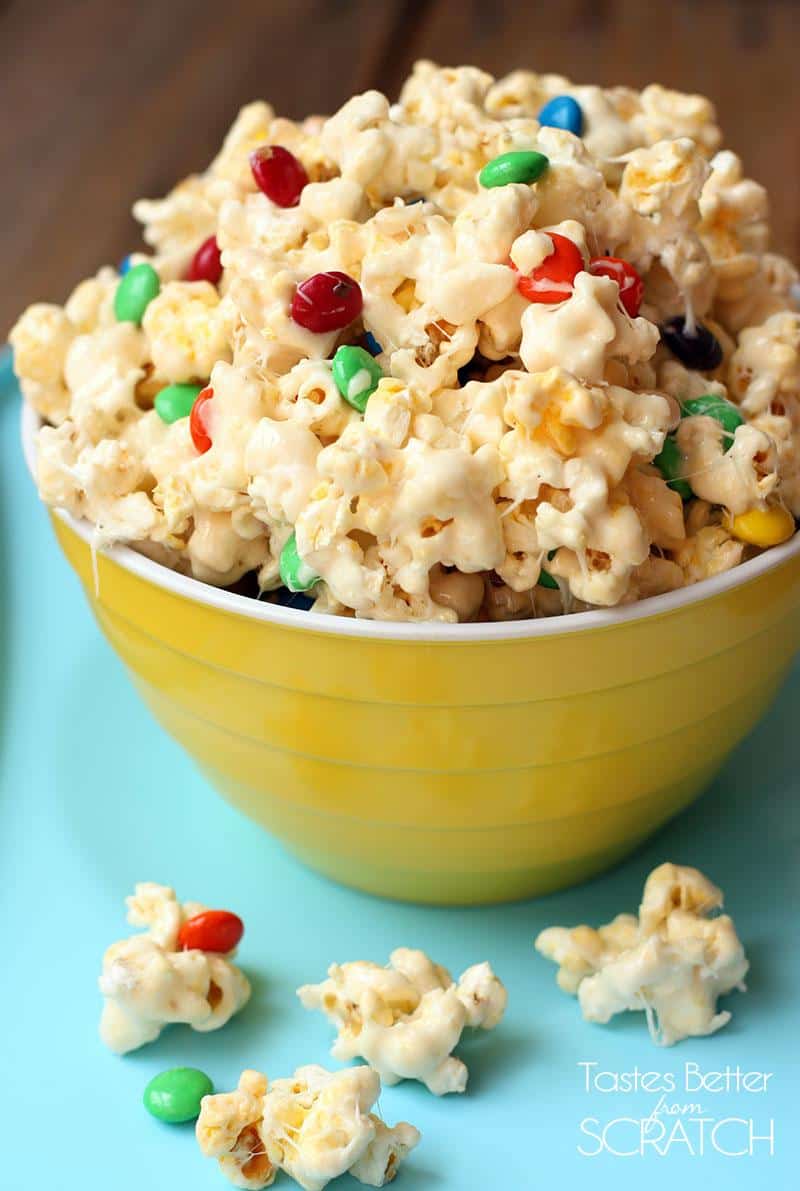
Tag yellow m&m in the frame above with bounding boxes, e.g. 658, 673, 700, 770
727, 505, 795, 548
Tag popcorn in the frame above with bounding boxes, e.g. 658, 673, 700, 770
9, 303, 76, 423
729, 310, 800, 417
133, 173, 239, 276
321, 90, 437, 202
536, 863, 749, 1045
64, 268, 119, 333
519, 272, 660, 383
12, 60, 798, 621
297, 948, 507, 1094
625, 466, 686, 549
672, 523, 744, 583
634, 84, 721, 156
675, 417, 778, 514
142, 280, 233, 383
619, 138, 713, 310
99, 882, 250, 1054
196, 1065, 420, 1190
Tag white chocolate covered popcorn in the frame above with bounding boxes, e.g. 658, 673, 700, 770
99, 882, 250, 1054
142, 280, 232, 382
298, 948, 507, 1094
196, 1065, 420, 1190
13, 62, 798, 620
536, 863, 749, 1045
10, 303, 76, 423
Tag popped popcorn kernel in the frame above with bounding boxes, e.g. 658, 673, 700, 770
143, 280, 233, 383
536, 863, 749, 1045
298, 947, 507, 1094
98, 882, 250, 1054
197, 1065, 420, 1190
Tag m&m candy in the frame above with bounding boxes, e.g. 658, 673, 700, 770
727, 505, 795, 548
654, 434, 692, 500
155, 383, 205, 424
189, 386, 214, 453
114, 263, 160, 325
178, 910, 244, 953
119, 254, 134, 275
279, 531, 319, 593
661, 317, 723, 371
250, 145, 308, 208
332, 345, 382, 413
479, 150, 549, 189
538, 549, 559, 589
516, 233, 583, 303
290, 271, 363, 333
143, 1068, 213, 1124
187, 236, 223, 285
538, 95, 584, 137
589, 256, 644, 318
363, 331, 383, 356
272, 589, 316, 612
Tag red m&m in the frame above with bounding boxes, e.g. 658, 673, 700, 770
190, 386, 214, 454
589, 255, 644, 318
516, 233, 583, 304
250, 144, 308, 208
187, 236, 223, 285
290, 271, 363, 333
177, 910, 244, 953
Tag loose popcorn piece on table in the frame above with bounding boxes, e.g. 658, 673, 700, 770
297, 947, 507, 1094
12, 62, 800, 620
196, 1064, 420, 1190
99, 882, 250, 1054
535, 863, 749, 1045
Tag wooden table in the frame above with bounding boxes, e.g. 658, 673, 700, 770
2, 0, 797, 335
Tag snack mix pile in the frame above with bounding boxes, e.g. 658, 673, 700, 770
13, 62, 799, 621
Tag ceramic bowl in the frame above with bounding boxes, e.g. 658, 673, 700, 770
22, 402, 800, 903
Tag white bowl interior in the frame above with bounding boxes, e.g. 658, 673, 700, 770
19, 397, 800, 643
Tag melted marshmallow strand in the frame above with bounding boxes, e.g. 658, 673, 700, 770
11, 62, 800, 621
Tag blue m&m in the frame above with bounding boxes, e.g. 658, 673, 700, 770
538, 95, 584, 137
119, 254, 134, 275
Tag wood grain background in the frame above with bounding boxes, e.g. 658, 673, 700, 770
2, 0, 798, 335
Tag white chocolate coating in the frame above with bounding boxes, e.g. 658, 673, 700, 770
11, 63, 798, 620
98, 882, 250, 1054
196, 1065, 420, 1190
536, 863, 749, 1045
297, 947, 507, 1094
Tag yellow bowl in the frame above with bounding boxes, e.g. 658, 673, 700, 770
22, 405, 800, 904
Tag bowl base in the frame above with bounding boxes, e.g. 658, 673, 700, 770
283, 835, 653, 905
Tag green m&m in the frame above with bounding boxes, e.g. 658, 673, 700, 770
154, 382, 205, 424
538, 549, 559, 589
681, 394, 744, 452
479, 150, 549, 189
654, 434, 692, 500
332, 345, 382, 413
279, 531, 319, 593
114, 262, 161, 325
143, 1067, 213, 1124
